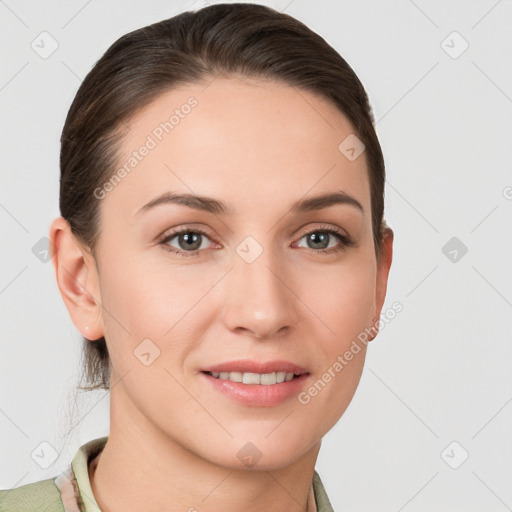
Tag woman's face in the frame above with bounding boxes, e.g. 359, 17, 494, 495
81, 76, 392, 469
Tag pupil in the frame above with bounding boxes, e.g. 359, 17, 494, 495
309, 232, 328, 249
180, 232, 201, 250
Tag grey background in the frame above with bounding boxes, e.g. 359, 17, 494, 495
1, 0, 511, 510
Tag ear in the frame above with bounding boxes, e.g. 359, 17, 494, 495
49, 217, 104, 341
369, 226, 394, 340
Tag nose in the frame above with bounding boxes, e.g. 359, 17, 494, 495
221, 248, 299, 339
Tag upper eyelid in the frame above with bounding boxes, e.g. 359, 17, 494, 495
296, 224, 347, 237
160, 225, 216, 243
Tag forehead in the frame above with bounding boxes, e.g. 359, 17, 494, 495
104, 76, 370, 219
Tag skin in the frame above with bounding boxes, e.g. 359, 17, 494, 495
50, 76, 393, 512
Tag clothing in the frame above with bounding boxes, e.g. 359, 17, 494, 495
0, 436, 335, 511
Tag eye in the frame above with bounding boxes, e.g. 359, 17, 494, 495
294, 227, 354, 254
160, 228, 214, 257
159, 225, 354, 258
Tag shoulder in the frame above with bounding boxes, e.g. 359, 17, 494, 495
0, 477, 65, 512
313, 470, 336, 512
0, 436, 107, 512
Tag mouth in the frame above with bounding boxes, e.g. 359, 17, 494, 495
202, 370, 302, 385
199, 360, 310, 406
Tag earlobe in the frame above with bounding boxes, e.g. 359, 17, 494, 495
49, 217, 104, 341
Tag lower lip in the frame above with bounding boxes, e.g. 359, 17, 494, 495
200, 372, 309, 407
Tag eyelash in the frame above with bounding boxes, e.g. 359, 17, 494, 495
159, 224, 354, 258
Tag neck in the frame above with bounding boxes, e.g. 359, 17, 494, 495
89, 384, 321, 512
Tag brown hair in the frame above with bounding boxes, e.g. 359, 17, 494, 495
60, 3, 388, 392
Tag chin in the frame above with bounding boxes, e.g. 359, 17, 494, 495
201, 432, 319, 472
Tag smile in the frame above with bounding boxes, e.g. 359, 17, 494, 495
205, 371, 297, 385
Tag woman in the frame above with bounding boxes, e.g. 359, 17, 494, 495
0, 3, 393, 511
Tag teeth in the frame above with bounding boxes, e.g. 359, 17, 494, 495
260, 372, 276, 385
228, 371, 243, 382
209, 371, 296, 384
243, 372, 261, 385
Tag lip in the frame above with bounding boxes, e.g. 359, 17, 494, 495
200, 359, 310, 407
201, 359, 309, 375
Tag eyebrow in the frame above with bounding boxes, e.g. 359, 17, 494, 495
135, 190, 364, 217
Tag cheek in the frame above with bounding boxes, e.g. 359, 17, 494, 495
301, 255, 377, 347
292, 255, 375, 424
98, 255, 220, 365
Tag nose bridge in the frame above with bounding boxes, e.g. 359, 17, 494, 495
223, 237, 298, 337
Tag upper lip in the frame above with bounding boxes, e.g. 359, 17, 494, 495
201, 359, 309, 375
